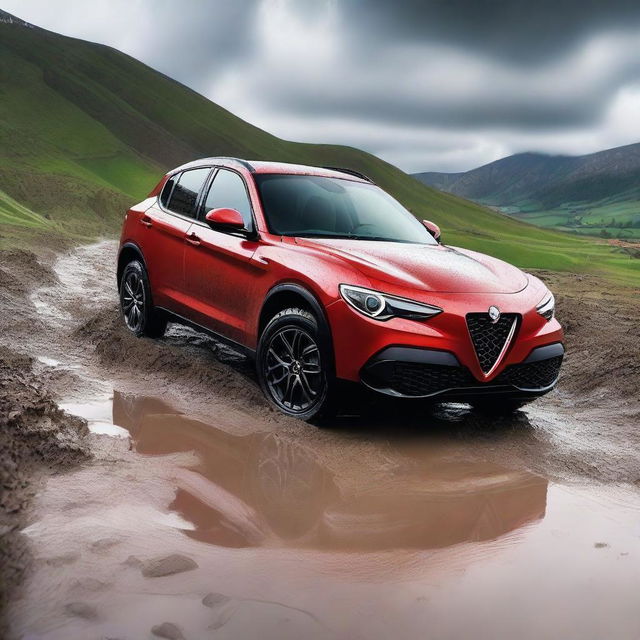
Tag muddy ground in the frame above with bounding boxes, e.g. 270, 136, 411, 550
0, 240, 639, 639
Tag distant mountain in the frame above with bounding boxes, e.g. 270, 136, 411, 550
414, 145, 640, 239
0, 9, 34, 27
0, 12, 637, 283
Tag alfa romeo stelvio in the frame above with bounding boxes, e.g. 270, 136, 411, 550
117, 158, 564, 420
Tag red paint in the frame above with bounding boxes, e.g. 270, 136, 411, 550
119, 159, 563, 388
205, 207, 244, 228
422, 219, 441, 241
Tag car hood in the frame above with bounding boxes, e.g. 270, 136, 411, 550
295, 238, 529, 294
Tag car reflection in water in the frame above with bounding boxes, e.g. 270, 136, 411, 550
112, 392, 547, 552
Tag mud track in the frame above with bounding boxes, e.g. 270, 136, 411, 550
1, 241, 639, 639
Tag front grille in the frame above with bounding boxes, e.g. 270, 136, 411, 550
389, 362, 476, 397
466, 313, 518, 373
496, 355, 563, 390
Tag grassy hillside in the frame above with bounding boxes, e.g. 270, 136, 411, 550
0, 16, 638, 286
414, 146, 640, 240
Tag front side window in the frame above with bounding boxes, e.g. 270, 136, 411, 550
202, 169, 253, 230
254, 174, 437, 245
166, 168, 210, 218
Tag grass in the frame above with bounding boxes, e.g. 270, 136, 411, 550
489, 194, 640, 242
0, 190, 52, 229
0, 20, 638, 287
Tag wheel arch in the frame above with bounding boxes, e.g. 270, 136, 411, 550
117, 242, 147, 289
258, 283, 333, 349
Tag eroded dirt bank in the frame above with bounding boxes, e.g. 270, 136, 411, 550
1, 241, 639, 639
0, 250, 91, 636
0, 348, 89, 615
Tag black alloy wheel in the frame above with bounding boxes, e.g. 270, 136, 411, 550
121, 268, 145, 332
257, 307, 337, 422
119, 260, 167, 338
265, 326, 323, 412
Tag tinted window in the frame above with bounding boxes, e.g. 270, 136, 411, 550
255, 174, 436, 244
167, 168, 210, 217
203, 169, 253, 229
160, 175, 177, 207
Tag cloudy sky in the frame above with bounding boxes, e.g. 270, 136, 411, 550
4, 0, 640, 172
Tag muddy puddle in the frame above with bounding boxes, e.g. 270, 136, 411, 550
10, 390, 640, 639
3, 240, 640, 639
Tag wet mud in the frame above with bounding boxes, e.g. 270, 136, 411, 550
1, 241, 639, 639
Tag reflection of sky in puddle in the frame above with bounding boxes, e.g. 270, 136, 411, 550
60, 398, 130, 438
66, 392, 549, 553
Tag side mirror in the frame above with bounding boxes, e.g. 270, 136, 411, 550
205, 208, 244, 229
422, 219, 441, 242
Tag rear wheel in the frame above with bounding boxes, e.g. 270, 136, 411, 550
257, 308, 337, 422
119, 260, 167, 338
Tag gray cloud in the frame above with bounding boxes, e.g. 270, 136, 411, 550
344, 0, 640, 65
136, 0, 258, 89
3, 0, 640, 171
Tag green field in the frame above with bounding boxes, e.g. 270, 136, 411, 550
496, 197, 640, 240
0, 20, 638, 286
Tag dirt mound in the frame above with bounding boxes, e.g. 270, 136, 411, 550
0, 249, 57, 295
0, 249, 57, 350
538, 270, 640, 403
76, 306, 272, 417
0, 346, 90, 629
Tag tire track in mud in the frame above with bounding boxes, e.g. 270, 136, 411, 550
21, 240, 640, 486
2, 240, 640, 640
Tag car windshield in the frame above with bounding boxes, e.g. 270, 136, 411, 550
254, 174, 437, 245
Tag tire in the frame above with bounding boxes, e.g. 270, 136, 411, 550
256, 307, 338, 422
471, 397, 530, 415
119, 260, 167, 338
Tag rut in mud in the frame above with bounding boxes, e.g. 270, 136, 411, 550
0, 240, 639, 639
24, 240, 639, 485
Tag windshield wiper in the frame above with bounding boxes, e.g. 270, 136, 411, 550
293, 233, 352, 239
345, 235, 399, 242
294, 233, 401, 242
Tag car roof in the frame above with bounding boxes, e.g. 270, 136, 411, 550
171, 157, 372, 183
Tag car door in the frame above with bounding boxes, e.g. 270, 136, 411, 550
183, 167, 262, 345
141, 167, 211, 315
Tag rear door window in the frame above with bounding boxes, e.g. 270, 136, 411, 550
159, 175, 177, 208
166, 168, 210, 218
202, 169, 253, 230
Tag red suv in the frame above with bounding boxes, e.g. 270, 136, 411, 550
118, 158, 564, 420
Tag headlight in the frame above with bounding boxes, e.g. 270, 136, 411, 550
339, 284, 442, 321
536, 292, 555, 321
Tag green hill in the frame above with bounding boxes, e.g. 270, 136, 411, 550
0, 13, 638, 286
414, 145, 640, 241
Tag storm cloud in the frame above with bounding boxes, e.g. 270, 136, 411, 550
4, 0, 640, 171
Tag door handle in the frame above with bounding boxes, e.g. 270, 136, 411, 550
186, 233, 201, 247
140, 216, 153, 228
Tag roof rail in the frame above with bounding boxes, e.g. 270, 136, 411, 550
170, 156, 255, 174
322, 166, 373, 182
215, 157, 255, 171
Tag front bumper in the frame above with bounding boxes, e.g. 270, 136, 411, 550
326, 288, 564, 397
360, 343, 564, 399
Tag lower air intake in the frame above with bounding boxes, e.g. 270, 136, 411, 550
495, 355, 563, 389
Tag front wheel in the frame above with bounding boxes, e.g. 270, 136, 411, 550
256, 308, 337, 422
119, 260, 167, 338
